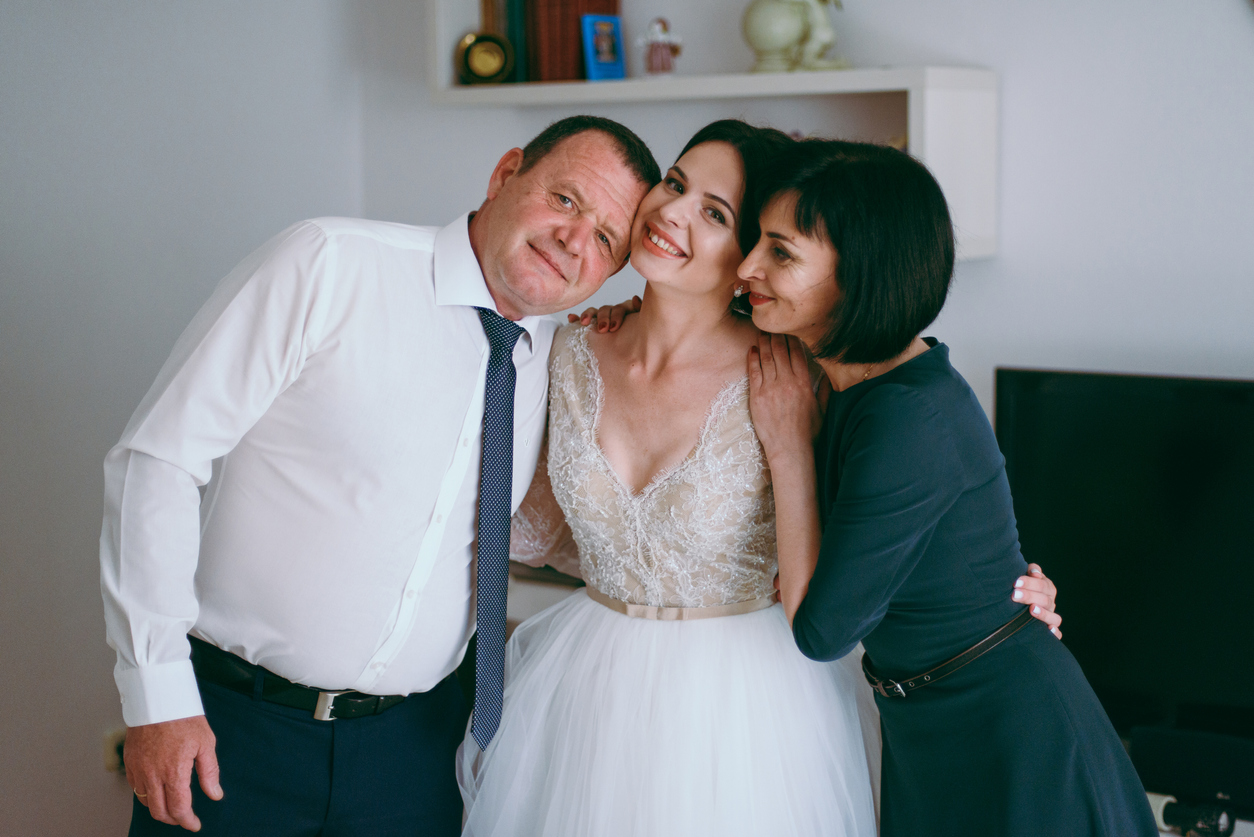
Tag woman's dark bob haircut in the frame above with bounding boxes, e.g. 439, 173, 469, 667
760, 139, 955, 365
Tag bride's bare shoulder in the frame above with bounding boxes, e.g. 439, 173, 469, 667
581, 313, 642, 360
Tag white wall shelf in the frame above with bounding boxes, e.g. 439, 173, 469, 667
429, 0, 997, 259
432, 65, 988, 108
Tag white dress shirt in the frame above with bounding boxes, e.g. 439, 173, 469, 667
101, 214, 556, 727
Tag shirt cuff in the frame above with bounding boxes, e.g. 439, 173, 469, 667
114, 659, 205, 727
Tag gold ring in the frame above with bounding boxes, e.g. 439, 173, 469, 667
135, 791, 148, 798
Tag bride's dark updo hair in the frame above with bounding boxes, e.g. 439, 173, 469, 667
675, 120, 796, 315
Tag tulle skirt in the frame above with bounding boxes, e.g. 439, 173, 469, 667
457, 590, 881, 837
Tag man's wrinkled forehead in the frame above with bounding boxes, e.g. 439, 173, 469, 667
542, 136, 646, 254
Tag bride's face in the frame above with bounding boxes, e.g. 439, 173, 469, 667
628, 141, 745, 296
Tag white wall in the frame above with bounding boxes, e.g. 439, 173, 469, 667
0, 3, 364, 834
2, 0, 1252, 834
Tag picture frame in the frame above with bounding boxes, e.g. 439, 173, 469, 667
581, 14, 625, 81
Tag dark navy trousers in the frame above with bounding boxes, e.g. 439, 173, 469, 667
129, 674, 468, 837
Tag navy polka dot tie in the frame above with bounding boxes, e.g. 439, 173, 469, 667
471, 307, 525, 751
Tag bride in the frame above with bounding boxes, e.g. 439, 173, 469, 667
457, 120, 1058, 836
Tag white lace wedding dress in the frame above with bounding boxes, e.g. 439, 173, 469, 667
457, 325, 880, 837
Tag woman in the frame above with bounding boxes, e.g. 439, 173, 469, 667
457, 122, 1060, 836
743, 139, 1158, 836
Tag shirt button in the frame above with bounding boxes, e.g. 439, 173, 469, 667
435, 514, 443, 524
406, 590, 416, 600
372, 662, 384, 670
462, 438, 469, 447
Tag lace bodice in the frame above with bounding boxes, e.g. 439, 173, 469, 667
545, 325, 777, 608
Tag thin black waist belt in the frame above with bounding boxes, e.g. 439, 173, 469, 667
188, 635, 420, 721
861, 607, 1035, 699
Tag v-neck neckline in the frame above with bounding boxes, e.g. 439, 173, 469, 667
575, 327, 747, 499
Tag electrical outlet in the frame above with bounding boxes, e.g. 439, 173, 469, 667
103, 726, 127, 774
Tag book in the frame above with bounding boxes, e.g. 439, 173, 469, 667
506, 0, 529, 81
481, 0, 506, 34
525, 0, 618, 82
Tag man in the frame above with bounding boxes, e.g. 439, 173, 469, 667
101, 115, 658, 835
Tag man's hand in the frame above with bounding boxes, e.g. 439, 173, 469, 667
566, 295, 642, 332
125, 715, 223, 832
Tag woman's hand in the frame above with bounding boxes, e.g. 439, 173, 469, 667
747, 332, 821, 465
1014, 563, 1063, 639
749, 331, 825, 624
566, 295, 642, 333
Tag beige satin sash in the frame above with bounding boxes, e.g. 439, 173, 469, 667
586, 586, 777, 621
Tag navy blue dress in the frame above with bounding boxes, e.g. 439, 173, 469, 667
796, 340, 1157, 837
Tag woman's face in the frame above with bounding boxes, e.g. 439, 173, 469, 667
629, 141, 745, 295
737, 192, 841, 349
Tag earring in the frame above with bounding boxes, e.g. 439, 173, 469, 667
733, 286, 745, 297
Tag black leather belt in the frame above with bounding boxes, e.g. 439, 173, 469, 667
861, 607, 1036, 698
189, 636, 409, 721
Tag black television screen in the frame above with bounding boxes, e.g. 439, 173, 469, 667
995, 368, 1254, 738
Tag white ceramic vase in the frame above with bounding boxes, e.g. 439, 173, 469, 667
742, 0, 809, 73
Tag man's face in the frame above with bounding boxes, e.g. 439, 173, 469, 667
469, 131, 649, 319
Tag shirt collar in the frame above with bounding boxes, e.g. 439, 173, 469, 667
433, 212, 545, 352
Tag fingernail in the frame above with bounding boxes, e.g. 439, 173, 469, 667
1014, 578, 1024, 588
1013, 590, 1023, 601
1032, 605, 1041, 614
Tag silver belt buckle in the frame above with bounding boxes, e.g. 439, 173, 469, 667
871, 677, 907, 699
313, 690, 348, 721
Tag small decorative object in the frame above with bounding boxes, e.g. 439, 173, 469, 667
639, 17, 683, 75
581, 14, 626, 81
796, 0, 847, 69
455, 32, 515, 84
741, 0, 809, 73
742, 0, 846, 72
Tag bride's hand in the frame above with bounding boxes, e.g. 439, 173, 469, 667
566, 295, 642, 333
747, 332, 820, 465
1015, 563, 1063, 639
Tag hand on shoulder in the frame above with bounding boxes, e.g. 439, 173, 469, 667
747, 332, 821, 467
566, 295, 642, 333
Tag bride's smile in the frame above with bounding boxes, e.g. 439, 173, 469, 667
629, 140, 745, 297
641, 222, 686, 258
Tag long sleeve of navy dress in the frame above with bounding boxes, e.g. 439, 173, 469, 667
796, 340, 1157, 837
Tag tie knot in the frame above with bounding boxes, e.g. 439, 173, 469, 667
476, 307, 525, 352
